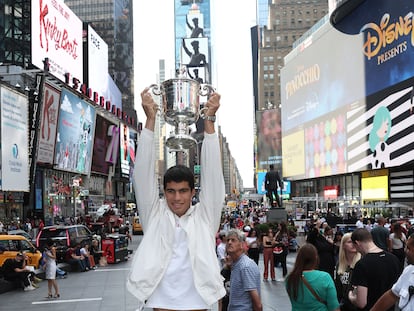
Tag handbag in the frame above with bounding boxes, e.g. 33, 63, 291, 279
273, 246, 283, 255
301, 275, 327, 305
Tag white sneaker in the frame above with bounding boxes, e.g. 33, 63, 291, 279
24, 285, 36, 291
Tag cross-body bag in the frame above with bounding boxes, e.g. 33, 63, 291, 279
301, 275, 327, 305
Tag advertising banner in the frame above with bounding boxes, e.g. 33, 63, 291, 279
256, 109, 282, 170
37, 83, 60, 164
31, 0, 83, 83
128, 129, 137, 179
281, 0, 414, 179
120, 124, 130, 178
181, 37, 209, 68
91, 115, 118, 175
87, 25, 109, 102
54, 88, 96, 175
0, 86, 29, 191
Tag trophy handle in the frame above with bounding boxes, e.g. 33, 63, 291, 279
149, 83, 163, 96
147, 84, 164, 117
199, 84, 215, 97
199, 107, 209, 119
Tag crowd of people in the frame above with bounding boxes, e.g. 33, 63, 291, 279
287, 216, 413, 311
214, 212, 414, 311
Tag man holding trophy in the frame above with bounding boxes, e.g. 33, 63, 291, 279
127, 86, 226, 310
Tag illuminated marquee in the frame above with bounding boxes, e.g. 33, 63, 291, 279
361, 12, 414, 64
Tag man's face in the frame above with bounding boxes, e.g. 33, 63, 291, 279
406, 238, 414, 265
165, 181, 195, 217
351, 239, 363, 254
226, 235, 244, 257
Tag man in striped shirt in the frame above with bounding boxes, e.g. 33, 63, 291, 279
226, 229, 262, 311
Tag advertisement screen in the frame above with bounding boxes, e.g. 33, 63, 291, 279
361, 169, 389, 202
37, 83, 61, 164
181, 37, 209, 68
87, 25, 109, 102
91, 115, 118, 175
54, 89, 96, 175
120, 124, 130, 178
128, 129, 138, 180
0, 86, 29, 191
281, 0, 414, 179
256, 109, 282, 171
31, 0, 83, 83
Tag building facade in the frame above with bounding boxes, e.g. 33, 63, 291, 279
255, 0, 328, 196
64, 0, 136, 125
279, 0, 414, 219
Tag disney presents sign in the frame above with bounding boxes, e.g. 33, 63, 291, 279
31, 0, 83, 84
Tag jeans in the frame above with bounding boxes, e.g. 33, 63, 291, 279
263, 247, 275, 280
68, 258, 86, 271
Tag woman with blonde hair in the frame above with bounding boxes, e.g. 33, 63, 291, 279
286, 243, 340, 311
334, 233, 361, 311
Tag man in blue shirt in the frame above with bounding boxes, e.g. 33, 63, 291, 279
226, 229, 262, 311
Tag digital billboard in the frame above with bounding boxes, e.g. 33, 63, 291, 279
91, 115, 118, 175
256, 109, 282, 171
181, 37, 209, 68
54, 89, 96, 175
0, 86, 29, 191
86, 25, 110, 104
281, 0, 414, 179
37, 83, 61, 164
31, 0, 83, 83
361, 169, 389, 202
120, 124, 130, 178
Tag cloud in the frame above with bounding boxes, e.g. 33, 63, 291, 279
60, 95, 74, 113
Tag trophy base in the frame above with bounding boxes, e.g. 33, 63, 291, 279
166, 134, 197, 150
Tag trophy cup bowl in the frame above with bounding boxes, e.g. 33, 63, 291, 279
149, 78, 214, 149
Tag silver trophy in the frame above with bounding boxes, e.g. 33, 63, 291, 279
149, 69, 215, 149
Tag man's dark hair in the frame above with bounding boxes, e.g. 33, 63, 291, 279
269, 164, 274, 170
163, 165, 194, 190
351, 228, 372, 243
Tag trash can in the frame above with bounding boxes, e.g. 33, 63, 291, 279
102, 234, 128, 264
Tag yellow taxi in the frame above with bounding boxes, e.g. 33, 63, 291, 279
132, 216, 143, 235
0, 235, 42, 268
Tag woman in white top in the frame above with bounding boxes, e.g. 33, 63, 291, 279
246, 228, 260, 265
44, 239, 59, 298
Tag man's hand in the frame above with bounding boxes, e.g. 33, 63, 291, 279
141, 88, 158, 131
205, 92, 220, 116
204, 92, 220, 134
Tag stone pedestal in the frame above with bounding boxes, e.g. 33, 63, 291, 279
267, 208, 287, 223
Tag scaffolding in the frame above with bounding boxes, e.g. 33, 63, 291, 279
0, 0, 31, 67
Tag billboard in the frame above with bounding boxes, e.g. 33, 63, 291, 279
91, 115, 119, 175
129, 128, 138, 179
31, 0, 83, 83
256, 109, 282, 170
361, 169, 389, 202
281, 0, 414, 179
120, 124, 130, 178
54, 88, 96, 175
181, 37, 209, 68
257, 172, 291, 197
0, 86, 29, 191
86, 25, 109, 104
37, 83, 61, 164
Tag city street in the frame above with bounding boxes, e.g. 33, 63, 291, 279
0, 234, 298, 311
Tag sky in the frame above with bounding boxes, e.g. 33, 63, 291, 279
133, 0, 257, 188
